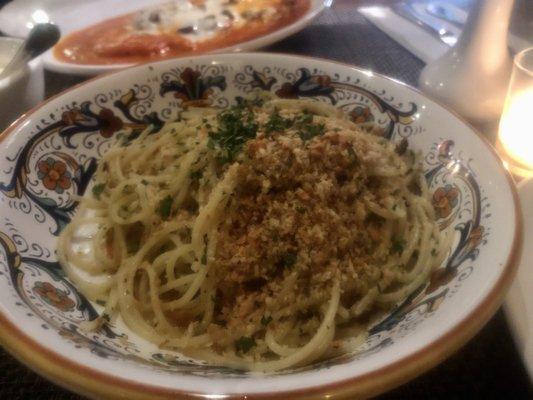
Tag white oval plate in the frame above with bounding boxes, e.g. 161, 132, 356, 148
0, 53, 521, 399
41, 0, 330, 76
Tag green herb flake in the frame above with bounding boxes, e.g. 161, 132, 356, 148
158, 195, 173, 220
281, 252, 297, 269
208, 103, 259, 164
347, 146, 359, 164
261, 315, 273, 326
295, 206, 306, 214
141, 179, 149, 185
298, 110, 314, 125
299, 123, 326, 141
264, 109, 293, 135
391, 239, 405, 255
190, 170, 203, 181
235, 336, 256, 354
201, 248, 208, 265
201, 234, 208, 264
92, 183, 106, 199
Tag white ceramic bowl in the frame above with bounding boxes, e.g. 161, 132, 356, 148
42, 0, 330, 76
0, 53, 521, 399
0, 37, 44, 131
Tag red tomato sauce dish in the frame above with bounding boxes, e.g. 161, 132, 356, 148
54, 0, 310, 65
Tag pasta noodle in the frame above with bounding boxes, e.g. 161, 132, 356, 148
57, 96, 450, 371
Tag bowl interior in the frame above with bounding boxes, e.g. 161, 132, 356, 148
0, 53, 519, 396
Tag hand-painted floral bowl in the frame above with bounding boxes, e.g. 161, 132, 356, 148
0, 53, 521, 399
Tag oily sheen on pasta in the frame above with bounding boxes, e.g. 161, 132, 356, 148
57, 97, 450, 371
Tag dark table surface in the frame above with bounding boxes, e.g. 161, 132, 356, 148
0, 0, 532, 398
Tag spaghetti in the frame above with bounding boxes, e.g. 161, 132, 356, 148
58, 97, 450, 371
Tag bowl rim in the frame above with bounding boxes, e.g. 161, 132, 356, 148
0, 52, 523, 400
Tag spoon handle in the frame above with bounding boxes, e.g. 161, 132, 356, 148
0, 23, 60, 79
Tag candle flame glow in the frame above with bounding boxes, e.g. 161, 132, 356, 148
498, 88, 533, 171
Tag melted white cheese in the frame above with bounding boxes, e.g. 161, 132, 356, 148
132, 0, 278, 42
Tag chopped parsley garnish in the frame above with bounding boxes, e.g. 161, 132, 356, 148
201, 246, 208, 265
298, 122, 326, 141
190, 169, 203, 181
201, 234, 208, 264
281, 252, 297, 269
235, 336, 256, 354
158, 195, 173, 220
92, 183, 106, 199
293, 110, 325, 141
347, 147, 359, 165
264, 109, 293, 135
208, 104, 258, 163
391, 239, 405, 255
261, 315, 273, 326
297, 110, 314, 125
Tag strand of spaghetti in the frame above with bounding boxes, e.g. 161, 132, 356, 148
115, 262, 166, 344
191, 163, 238, 250
349, 288, 379, 317
400, 208, 421, 265
396, 202, 432, 283
251, 279, 340, 372
161, 263, 207, 311
143, 262, 186, 334
265, 330, 298, 357
377, 204, 435, 303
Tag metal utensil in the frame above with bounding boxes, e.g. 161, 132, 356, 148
0, 23, 60, 79
393, 2, 458, 46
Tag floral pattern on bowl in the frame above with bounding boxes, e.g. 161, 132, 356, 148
0, 53, 520, 398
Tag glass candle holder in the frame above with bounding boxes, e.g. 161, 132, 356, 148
497, 47, 533, 178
